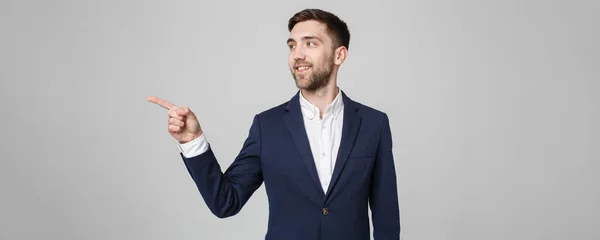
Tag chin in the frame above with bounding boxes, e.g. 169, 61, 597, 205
295, 80, 312, 90
295, 80, 308, 89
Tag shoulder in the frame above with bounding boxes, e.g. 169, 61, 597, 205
243, 96, 293, 129
348, 98, 393, 143
256, 101, 289, 120
346, 95, 390, 125
354, 101, 386, 117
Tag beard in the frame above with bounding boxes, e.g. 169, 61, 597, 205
291, 54, 334, 92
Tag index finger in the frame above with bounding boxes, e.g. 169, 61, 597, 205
147, 96, 176, 110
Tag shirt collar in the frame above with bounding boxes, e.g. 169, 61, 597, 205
299, 88, 344, 120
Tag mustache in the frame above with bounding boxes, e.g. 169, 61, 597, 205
294, 60, 312, 67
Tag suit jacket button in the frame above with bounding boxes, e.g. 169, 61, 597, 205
322, 208, 329, 215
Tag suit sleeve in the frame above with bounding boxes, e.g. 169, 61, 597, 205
180, 114, 263, 218
370, 113, 401, 239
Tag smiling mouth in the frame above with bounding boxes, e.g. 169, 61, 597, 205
296, 66, 311, 73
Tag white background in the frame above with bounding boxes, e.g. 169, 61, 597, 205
1, 0, 598, 239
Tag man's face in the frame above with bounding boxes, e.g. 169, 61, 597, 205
287, 20, 336, 91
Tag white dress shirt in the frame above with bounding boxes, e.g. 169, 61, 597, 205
177, 89, 344, 194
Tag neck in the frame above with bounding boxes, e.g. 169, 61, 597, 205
301, 82, 339, 119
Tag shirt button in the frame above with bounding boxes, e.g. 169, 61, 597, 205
322, 208, 329, 215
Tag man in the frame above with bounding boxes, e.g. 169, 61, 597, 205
148, 8, 400, 240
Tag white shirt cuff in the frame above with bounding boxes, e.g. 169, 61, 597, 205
177, 134, 209, 158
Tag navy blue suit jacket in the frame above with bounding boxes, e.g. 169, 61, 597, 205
180, 91, 400, 240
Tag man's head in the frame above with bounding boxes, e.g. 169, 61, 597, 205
287, 9, 350, 92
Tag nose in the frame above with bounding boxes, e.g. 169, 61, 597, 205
292, 46, 306, 60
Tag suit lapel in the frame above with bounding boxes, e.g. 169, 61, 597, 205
326, 92, 361, 198
284, 92, 325, 196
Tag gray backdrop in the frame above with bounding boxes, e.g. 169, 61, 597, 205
1, 0, 598, 239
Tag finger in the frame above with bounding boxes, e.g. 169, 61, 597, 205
177, 107, 197, 120
147, 96, 176, 110
169, 118, 185, 127
168, 124, 181, 133
168, 109, 184, 121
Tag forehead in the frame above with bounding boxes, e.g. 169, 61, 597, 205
288, 20, 330, 41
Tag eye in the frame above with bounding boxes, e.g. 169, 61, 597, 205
288, 44, 296, 50
307, 41, 316, 47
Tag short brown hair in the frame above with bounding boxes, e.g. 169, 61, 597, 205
288, 9, 350, 50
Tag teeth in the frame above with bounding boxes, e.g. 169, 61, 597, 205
297, 66, 310, 71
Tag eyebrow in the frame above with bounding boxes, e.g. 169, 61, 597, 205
287, 36, 322, 44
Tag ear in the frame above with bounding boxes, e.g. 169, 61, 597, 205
333, 46, 348, 65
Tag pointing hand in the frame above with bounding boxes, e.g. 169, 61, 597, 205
147, 96, 203, 144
